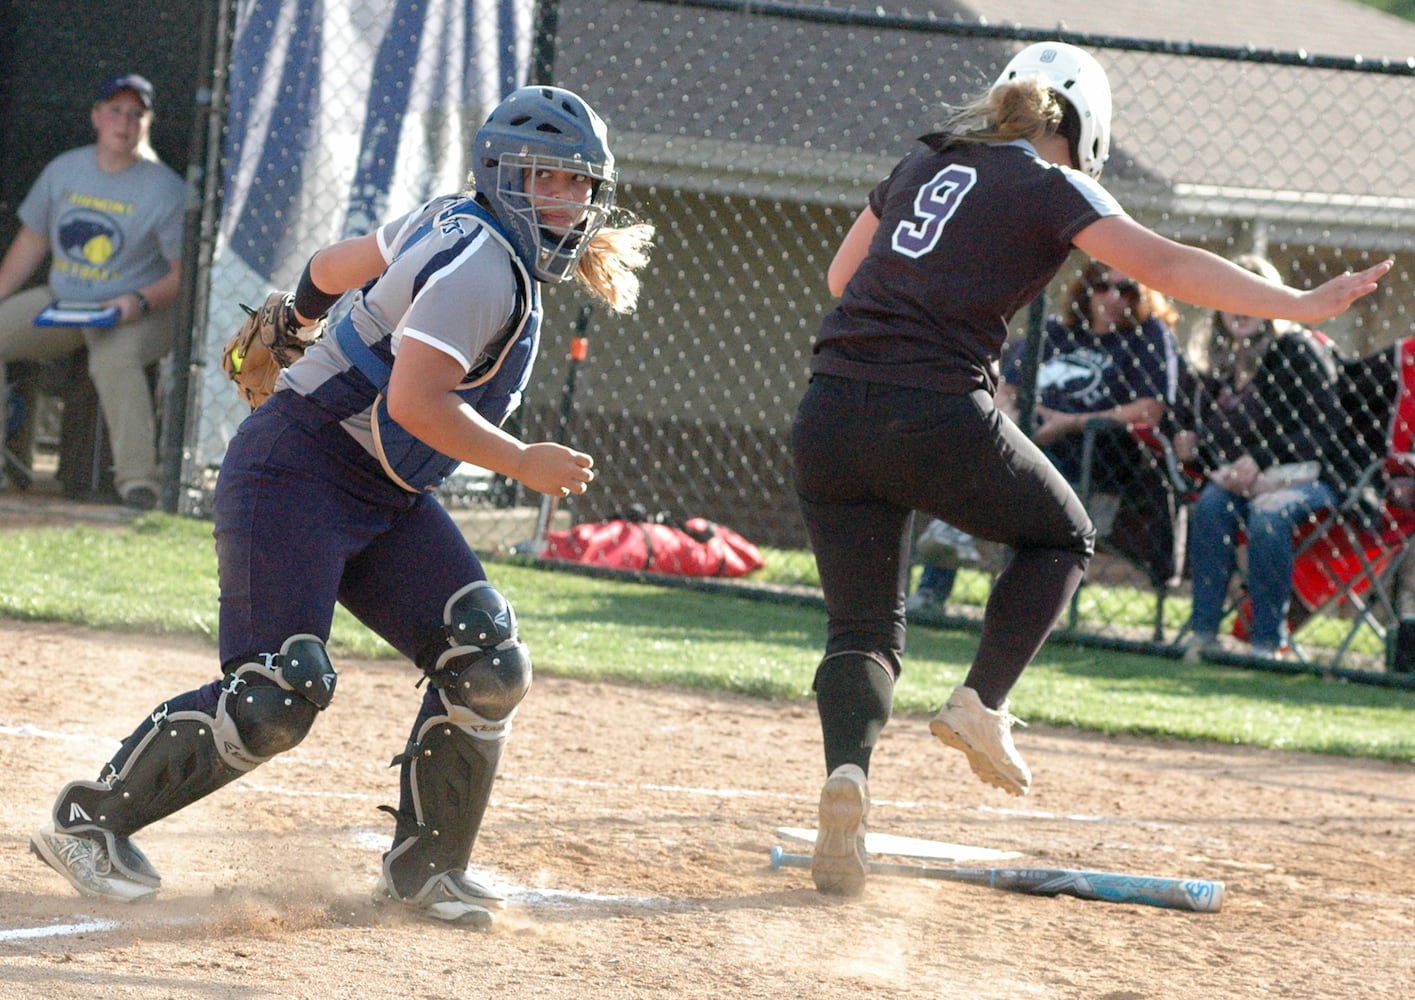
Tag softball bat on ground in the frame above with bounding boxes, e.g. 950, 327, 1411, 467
769, 847, 1224, 912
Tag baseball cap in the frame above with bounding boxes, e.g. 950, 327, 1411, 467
96, 74, 155, 110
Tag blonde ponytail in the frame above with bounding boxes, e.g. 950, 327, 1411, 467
573, 217, 656, 315
939, 78, 1064, 148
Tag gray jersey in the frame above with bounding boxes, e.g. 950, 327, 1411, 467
280, 195, 521, 450
19, 145, 185, 301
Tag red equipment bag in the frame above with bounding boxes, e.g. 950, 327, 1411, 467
540, 509, 764, 577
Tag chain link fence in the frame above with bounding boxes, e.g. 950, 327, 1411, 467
185, 1, 1415, 677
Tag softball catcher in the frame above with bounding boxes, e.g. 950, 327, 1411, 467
31, 85, 654, 928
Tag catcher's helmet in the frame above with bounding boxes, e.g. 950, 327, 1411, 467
994, 42, 1112, 179
472, 86, 617, 282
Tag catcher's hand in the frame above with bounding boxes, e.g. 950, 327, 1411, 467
221, 291, 324, 409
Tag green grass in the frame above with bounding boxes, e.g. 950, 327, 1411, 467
719, 547, 1388, 654
2, 514, 1412, 761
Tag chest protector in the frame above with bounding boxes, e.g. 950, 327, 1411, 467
336, 201, 542, 493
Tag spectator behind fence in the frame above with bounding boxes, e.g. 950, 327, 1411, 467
1174, 253, 1363, 662
997, 260, 1180, 587
905, 517, 980, 615
0, 73, 184, 509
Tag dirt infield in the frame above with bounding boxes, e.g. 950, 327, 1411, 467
1, 618, 1412, 999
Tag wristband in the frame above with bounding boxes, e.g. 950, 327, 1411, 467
133, 290, 150, 315
293, 258, 342, 320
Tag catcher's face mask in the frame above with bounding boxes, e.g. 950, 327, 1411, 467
471, 86, 618, 282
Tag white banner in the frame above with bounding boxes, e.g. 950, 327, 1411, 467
189, 0, 533, 480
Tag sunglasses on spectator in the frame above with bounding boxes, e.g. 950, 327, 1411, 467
1090, 278, 1139, 295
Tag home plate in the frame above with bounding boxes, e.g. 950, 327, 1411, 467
776, 827, 1022, 862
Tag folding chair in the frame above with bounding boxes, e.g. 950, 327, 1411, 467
1229, 336, 1415, 670
1071, 416, 1194, 641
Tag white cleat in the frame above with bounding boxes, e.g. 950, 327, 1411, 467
30, 823, 159, 902
373, 870, 503, 929
811, 763, 869, 896
929, 685, 1032, 796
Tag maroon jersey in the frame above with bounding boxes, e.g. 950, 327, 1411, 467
813, 135, 1125, 395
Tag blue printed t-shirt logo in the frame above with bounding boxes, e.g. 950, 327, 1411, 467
1036, 347, 1114, 408
55, 208, 126, 279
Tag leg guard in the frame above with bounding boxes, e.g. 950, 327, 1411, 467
382, 582, 531, 901
51, 634, 337, 878
423, 580, 532, 730
814, 651, 895, 776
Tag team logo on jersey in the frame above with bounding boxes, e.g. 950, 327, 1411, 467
1036, 348, 1114, 408
58, 210, 124, 264
55, 208, 126, 279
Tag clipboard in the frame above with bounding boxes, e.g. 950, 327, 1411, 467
34, 300, 122, 328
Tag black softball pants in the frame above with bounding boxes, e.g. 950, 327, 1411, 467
791, 375, 1094, 706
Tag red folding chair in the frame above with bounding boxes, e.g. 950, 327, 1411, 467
1230, 336, 1415, 669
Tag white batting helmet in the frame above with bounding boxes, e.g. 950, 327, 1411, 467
995, 42, 1112, 179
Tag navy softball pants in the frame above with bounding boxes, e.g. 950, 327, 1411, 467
790, 375, 1094, 705
102, 390, 487, 778
212, 389, 485, 668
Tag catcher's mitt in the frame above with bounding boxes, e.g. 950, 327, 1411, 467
221, 291, 323, 409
